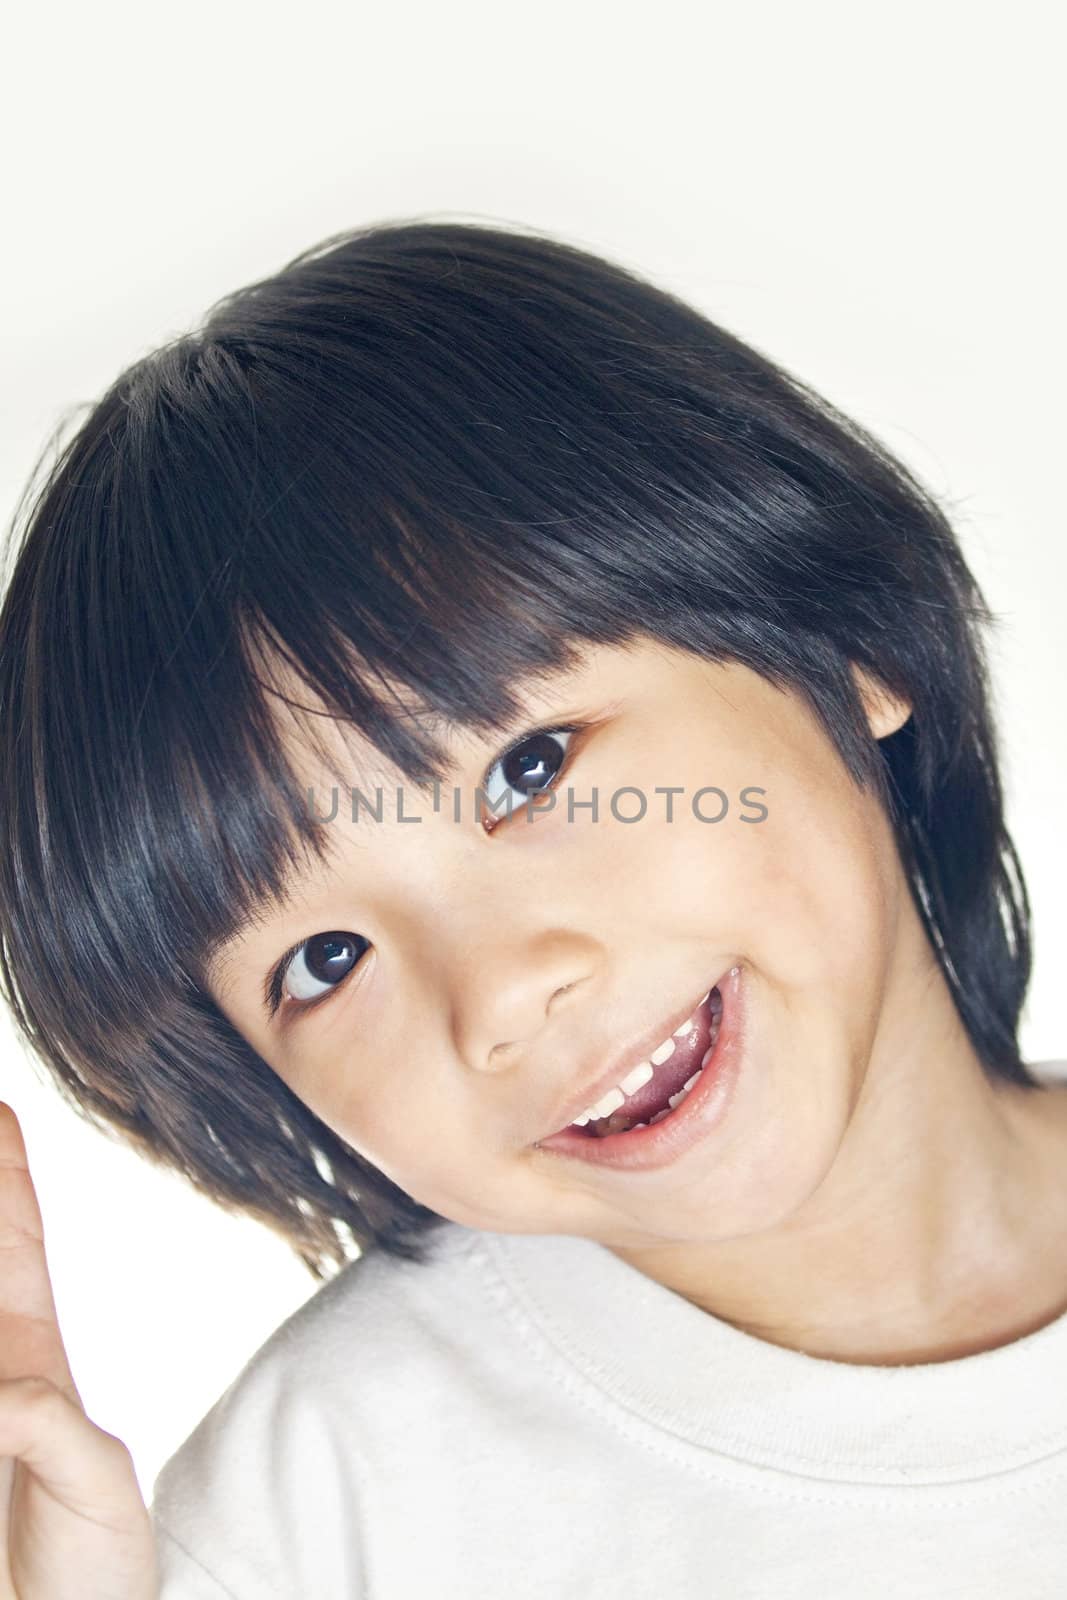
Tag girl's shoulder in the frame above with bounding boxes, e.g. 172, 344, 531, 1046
157, 1215, 481, 1467
1027, 1057, 1067, 1085
150, 1217, 486, 1593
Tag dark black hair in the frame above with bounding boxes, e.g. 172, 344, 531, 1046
0, 216, 1038, 1281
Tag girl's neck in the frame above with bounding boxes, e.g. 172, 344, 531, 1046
610, 931, 1067, 1368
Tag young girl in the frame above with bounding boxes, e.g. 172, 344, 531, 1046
1, 219, 1065, 1599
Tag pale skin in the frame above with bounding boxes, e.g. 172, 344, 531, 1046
0, 1101, 157, 1598
209, 635, 1067, 1363
3, 634, 1067, 1593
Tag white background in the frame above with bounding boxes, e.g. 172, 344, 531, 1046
1, 1, 1064, 1502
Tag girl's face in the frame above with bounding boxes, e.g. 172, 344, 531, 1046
209, 635, 916, 1250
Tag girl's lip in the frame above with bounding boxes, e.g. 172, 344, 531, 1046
532, 962, 746, 1172
537, 963, 736, 1141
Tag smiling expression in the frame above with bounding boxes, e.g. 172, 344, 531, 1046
206, 633, 917, 1248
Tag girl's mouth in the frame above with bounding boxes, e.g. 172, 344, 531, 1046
533, 963, 745, 1172
571, 984, 723, 1137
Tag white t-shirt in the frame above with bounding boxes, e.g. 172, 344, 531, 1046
151, 1060, 1067, 1598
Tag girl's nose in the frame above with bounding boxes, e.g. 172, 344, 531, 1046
448, 955, 594, 1077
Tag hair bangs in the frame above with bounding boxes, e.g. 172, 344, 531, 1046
0, 217, 1039, 1275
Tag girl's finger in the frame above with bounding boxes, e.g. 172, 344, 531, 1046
0, 1374, 158, 1600
0, 1100, 81, 1405
0, 1374, 137, 1525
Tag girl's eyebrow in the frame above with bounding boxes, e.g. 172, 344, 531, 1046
201, 877, 313, 1004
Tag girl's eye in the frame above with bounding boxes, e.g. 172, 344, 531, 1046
479, 726, 579, 831
264, 724, 585, 1020
266, 930, 371, 1022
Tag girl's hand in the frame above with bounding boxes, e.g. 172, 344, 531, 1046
0, 1101, 158, 1598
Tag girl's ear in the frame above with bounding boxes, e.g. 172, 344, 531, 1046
849, 663, 912, 741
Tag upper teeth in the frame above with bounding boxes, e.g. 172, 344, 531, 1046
570, 990, 711, 1126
